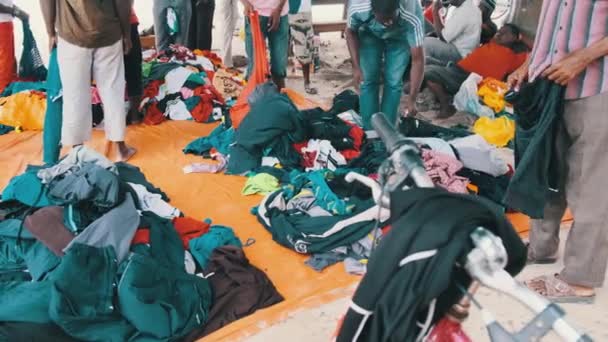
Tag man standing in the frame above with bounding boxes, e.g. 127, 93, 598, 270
0, 1, 28, 94
216, 0, 239, 67
41, 0, 136, 161
153, 0, 192, 52
508, 0, 608, 302
345, 0, 425, 130
424, 0, 481, 65
288, 0, 317, 94
241, 0, 289, 89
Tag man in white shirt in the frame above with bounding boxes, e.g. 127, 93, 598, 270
424, 0, 481, 66
0, 0, 28, 94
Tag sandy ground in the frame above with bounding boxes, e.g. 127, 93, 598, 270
248, 226, 608, 341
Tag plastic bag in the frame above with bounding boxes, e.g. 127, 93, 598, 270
0, 91, 46, 130
478, 78, 509, 113
473, 116, 515, 147
19, 21, 47, 81
453, 73, 495, 118
230, 11, 270, 129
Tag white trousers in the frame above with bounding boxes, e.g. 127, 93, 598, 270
57, 37, 126, 146
215, 0, 239, 67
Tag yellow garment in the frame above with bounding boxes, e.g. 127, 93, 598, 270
478, 78, 509, 113
0, 91, 46, 130
473, 116, 515, 147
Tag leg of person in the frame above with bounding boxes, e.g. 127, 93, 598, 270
202, 0, 216, 50
289, 12, 316, 94
125, 23, 144, 124
358, 32, 383, 130
423, 65, 468, 118
177, 0, 193, 46
268, 15, 289, 89
423, 36, 462, 66
56, 37, 93, 147
187, 0, 199, 49
381, 38, 410, 126
244, 16, 254, 78
215, 0, 238, 67
153, 0, 171, 52
92, 39, 136, 162
560, 92, 608, 289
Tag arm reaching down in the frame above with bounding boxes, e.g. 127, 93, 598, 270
40, 0, 57, 51
406, 46, 424, 116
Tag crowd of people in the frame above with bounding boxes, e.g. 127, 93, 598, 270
0, 0, 607, 306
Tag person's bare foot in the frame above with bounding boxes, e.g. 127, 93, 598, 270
104, 141, 137, 162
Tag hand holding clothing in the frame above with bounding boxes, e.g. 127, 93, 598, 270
542, 49, 594, 86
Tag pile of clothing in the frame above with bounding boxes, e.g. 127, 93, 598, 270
0, 146, 282, 341
254, 168, 385, 275
183, 88, 365, 175
140, 45, 243, 125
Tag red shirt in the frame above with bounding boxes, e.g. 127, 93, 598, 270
458, 41, 528, 81
130, 8, 139, 25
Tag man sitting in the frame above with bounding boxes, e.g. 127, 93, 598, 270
424, 24, 529, 118
424, 0, 481, 66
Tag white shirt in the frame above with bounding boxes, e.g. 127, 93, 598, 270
0, 0, 14, 23
441, 0, 481, 57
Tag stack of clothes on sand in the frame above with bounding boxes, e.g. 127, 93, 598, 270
140, 45, 244, 125
0, 146, 282, 341
183, 83, 517, 276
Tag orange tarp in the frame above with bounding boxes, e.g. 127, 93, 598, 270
0, 121, 571, 341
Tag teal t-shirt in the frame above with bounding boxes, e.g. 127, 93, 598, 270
289, 0, 311, 14
347, 0, 424, 46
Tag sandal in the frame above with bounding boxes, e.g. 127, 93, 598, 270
525, 274, 595, 304
304, 83, 318, 95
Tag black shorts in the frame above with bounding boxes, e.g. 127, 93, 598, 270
124, 23, 143, 98
424, 64, 470, 95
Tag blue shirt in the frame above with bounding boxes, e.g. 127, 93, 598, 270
347, 0, 424, 47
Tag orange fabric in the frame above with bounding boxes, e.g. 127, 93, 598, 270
230, 12, 270, 129
0, 122, 573, 340
457, 42, 528, 81
0, 22, 16, 95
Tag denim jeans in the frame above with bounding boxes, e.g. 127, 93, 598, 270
359, 31, 410, 130
245, 15, 289, 79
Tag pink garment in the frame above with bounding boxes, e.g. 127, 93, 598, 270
91, 86, 102, 105
421, 149, 469, 194
250, 0, 289, 17
181, 87, 194, 99
183, 153, 227, 174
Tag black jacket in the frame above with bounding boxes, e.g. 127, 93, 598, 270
337, 188, 526, 342
504, 79, 565, 218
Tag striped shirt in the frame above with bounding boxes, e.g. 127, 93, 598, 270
347, 0, 424, 48
528, 0, 608, 100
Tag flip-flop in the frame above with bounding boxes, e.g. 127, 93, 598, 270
525, 274, 595, 304
305, 84, 318, 95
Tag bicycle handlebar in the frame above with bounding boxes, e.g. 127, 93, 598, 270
371, 113, 404, 154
